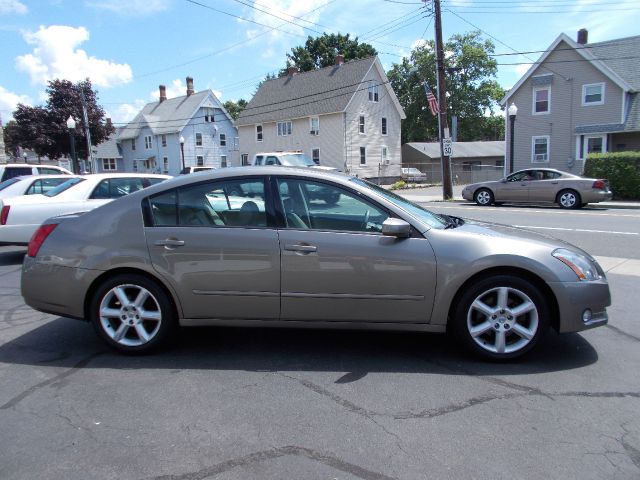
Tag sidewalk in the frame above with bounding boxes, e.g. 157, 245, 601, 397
390, 185, 640, 209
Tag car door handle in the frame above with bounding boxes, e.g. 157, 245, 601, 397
154, 238, 185, 247
284, 243, 317, 253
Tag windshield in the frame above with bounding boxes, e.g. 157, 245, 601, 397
279, 154, 316, 167
350, 178, 446, 229
44, 177, 86, 197
0, 177, 21, 191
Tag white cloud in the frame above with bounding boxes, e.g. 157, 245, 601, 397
0, 85, 32, 120
0, 0, 27, 15
15, 25, 133, 88
106, 99, 146, 124
514, 63, 530, 76
86, 0, 171, 16
150, 79, 223, 100
245, 0, 327, 45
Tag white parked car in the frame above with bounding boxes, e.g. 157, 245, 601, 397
0, 163, 73, 182
0, 173, 169, 245
0, 175, 80, 199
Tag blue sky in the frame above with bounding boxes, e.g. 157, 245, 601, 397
1, 0, 638, 127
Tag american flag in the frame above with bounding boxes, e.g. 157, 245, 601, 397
422, 82, 440, 116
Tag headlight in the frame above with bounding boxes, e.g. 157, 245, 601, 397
552, 248, 600, 281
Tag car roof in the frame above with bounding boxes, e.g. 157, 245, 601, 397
79, 173, 171, 179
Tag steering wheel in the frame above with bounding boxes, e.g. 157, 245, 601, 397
360, 209, 370, 231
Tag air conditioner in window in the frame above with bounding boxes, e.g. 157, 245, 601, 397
535, 154, 548, 161
383, 159, 390, 165
310, 129, 319, 135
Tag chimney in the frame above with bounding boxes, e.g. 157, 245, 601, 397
159, 85, 167, 102
577, 28, 588, 45
186, 76, 194, 96
105, 118, 113, 130
287, 66, 298, 77
335, 54, 344, 66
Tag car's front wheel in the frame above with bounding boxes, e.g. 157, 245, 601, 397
474, 188, 494, 206
90, 274, 177, 354
452, 275, 549, 360
557, 189, 582, 209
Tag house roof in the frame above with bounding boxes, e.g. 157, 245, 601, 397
236, 56, 405, 126
503, 33, 639, 105
93, 130, 122, 159
117, 90, 227, 140
405, 141, 505, 159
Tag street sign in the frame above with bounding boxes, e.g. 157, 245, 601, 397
443, 137, 453, 156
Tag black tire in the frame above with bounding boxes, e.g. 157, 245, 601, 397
90, 274, 178, 354
557, 189, 581, 209
474, 188, 494, 206
452, 275, 550, 360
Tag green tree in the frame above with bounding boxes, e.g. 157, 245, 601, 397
3, 120, 25, 159
223, 99, 247, 121
387, 31, 505, 144
282, 33, 377, 74
12, 78, 114, 160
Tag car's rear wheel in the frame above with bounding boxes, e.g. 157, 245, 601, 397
452, 275, 549, 360
90, 274, 177, 354
474, 188, 494, 206
557, 189, 581, 209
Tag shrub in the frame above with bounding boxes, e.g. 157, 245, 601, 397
584, 152, 640, 200
390, 180, 407, 190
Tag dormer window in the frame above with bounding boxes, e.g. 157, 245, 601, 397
533, 87, 550, 114
582, 83, 604, 106
368, 83, 379, 102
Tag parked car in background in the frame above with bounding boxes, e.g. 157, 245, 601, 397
252, 152, 338, 172
0, 173, 169, 245
462, 168, 612, 209
401, 167, 428, 183
0, 163, 73, 182
0, 175, 80, 199
21, 167, 610, 360
179, 166, 214, 175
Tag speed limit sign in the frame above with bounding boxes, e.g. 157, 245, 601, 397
443, 138, 453, 156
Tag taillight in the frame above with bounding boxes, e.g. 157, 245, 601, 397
0, 205, 9, 225
592, 180, 605, 190
27, 224, 58, 258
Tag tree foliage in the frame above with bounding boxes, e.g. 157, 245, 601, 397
387, 31, 505, 144
223, 99, 247, 121
3, 120, 25, 158
11, 79, 113, 160
282, 33, 377, 75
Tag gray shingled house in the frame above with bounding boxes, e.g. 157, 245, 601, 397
117, 77, 237, 175
236, 55, 406, 181
92, 129, 123, 173
503, 30, 640, 175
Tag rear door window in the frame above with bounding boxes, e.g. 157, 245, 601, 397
90, 178, 146, 199
2, 167, 32, 181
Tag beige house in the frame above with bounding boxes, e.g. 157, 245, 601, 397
503, 30, 640, 175
236, 56, 406, 181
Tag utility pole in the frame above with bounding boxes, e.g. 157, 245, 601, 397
80, 90, 93, 173
432, 0, 453, 199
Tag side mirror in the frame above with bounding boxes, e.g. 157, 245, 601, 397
382, 218, 411, 238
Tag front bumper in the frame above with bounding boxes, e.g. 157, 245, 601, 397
547, 278, 610, 333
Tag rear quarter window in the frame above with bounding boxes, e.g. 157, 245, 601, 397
2, 167, 32, 181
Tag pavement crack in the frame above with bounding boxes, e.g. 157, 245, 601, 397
0, 351, 106, 410
149, 445, 397, 480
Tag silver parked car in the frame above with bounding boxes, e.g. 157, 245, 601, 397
21, 167, 610, 360
462, 168, 612, 209
401, 167, 428, 183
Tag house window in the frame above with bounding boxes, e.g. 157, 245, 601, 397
220, 133, 226, 146
102, 158, 116, 171
131, 139, 136, 151
531, 136, 550, 162
381, 117, 387, 135
195, 133, 203, 146
310, 117, 319, 135
241, 153, 249, 166
533, 87, 550, 114
360, 147, 366, 165
368, 83, 379, 102
161, 135, 167, 147
359, 115, 365, 134
144, 135, 152, 149
582, 83, 605, 106
583, 135, 607, 158
256, 125, 263, 142
277, 121, 292, 136
196, 155, 204, 166
381, 146, 388, 165
312, 148, 320, 165
221, 155, 227, 168
163, 157, 169, 174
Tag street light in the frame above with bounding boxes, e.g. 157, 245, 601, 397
66, 116, 78, 174
22, 152, 28, 163
179, 135, 185, 172
508, 103, 518, 174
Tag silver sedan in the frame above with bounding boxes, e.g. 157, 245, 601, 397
462, 168, 612, 209
21, 167, 611, 360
